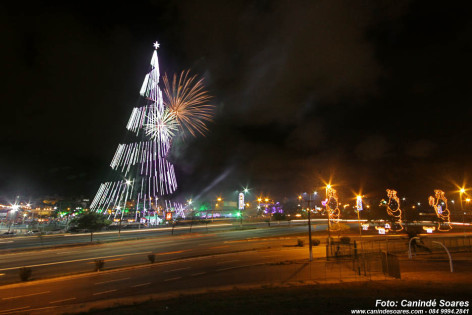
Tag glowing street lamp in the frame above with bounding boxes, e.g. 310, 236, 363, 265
356, 195, 363, 237
212, 197, 222, 222
325, 184, 332, 244
460, 188, 466, 211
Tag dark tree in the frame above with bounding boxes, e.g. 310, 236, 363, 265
70, 212, 111, 242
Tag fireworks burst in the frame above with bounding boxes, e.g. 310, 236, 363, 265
163, 70, 214, 137
144, 107, 178, 142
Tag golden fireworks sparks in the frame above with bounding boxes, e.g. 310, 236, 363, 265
163, 70, 214, 137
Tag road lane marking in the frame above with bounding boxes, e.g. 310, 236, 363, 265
0, 306, 30, 314
2, 291, 51, 300
62, 223, 233, 237
93, 289, 117, 296
156, 250, 187, 256
87, 258, 124, 264
217, 263, 263, 272
164, 267, 190, 273
95, 277, 130, 285
49, 297, 77, 304
217, 266, 238, 271
217, 260, 240, 264
131, 282, 151, 287
0, 251, 151, 272
191, 272, 206, 276
164, 277, 181, 282
24, 306, 58, 313
209, 245, 229, 249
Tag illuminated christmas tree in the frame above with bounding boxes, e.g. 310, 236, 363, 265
90, 42, 213, 224
90, 42, 177, 223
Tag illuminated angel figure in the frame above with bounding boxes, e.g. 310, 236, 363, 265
326, 187, 341, 231
428, 189, 452, 231
386, 189, 404, 232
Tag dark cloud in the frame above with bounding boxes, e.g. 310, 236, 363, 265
355, 135, 391, 161
405, 139, 436, 158
1, 1, 472, 202
177, 0, 388, 125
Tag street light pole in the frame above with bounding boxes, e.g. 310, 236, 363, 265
326, 185, 331, 251
356, 195, 363, 238
460, 188, 466, 237
465, 199, 470, 238
300, 193, 313, 262
213, 197, 222, 223
307, 193, 313, 261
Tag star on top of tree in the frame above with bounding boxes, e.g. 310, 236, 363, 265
153, 41, 160, 49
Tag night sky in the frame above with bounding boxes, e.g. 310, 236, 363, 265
1, 1, 472, 203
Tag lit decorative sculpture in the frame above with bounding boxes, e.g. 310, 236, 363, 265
375, 226, 387, 234
326, 187, 341, 231
428, 189, 452, 231
386, 189, 404, 232
423, 226, 435, 233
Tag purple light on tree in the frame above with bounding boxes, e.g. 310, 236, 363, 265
263, 201, 283, 214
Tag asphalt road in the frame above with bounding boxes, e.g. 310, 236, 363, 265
0, 220, 471, 314
0, 245, 335, 314
1, 245, 470, 314
0, 220, 314, 251
2, 220, 469, 286
0, 224, 329, 285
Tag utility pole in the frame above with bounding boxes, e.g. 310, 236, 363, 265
301, 193, 313, 261
307, 193, 313, 261
356, 196, 363, 238
326, 186, 331, 255
460, 188, 466, 238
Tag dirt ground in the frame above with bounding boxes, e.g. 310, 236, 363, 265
82, 278, 471, 315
